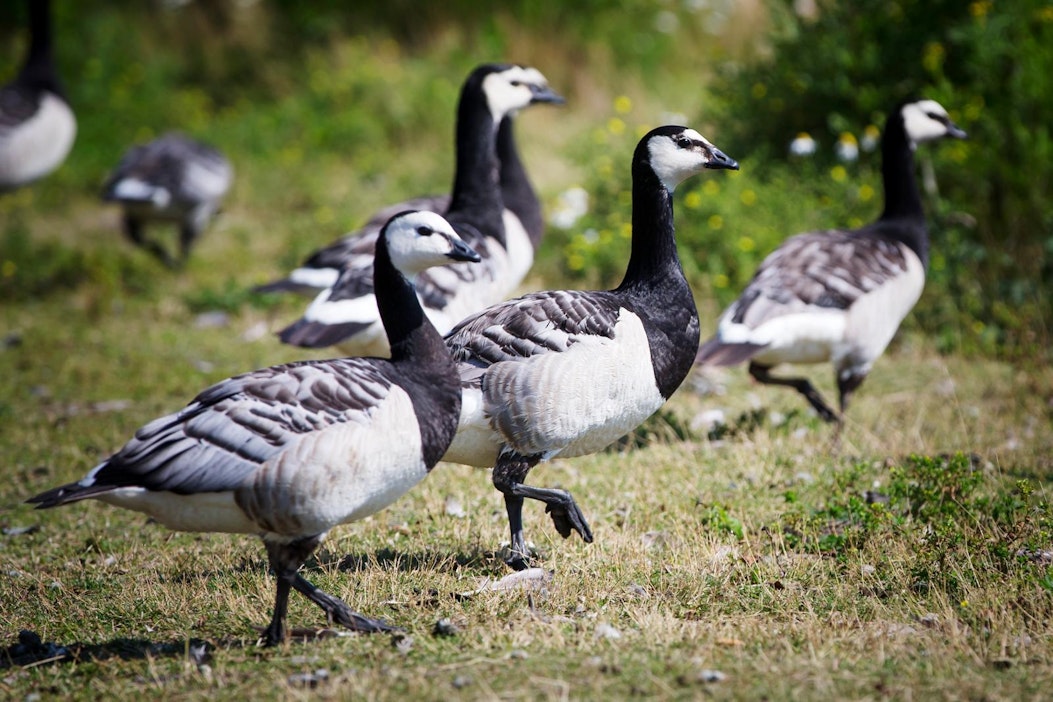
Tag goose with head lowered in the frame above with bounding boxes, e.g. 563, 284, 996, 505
0, 0, 76, 192
27, 210, 480, 646
270, 63, 563, 357
694, 98, 966, 425
102, 132, 234, 268
441, 125, 738, 570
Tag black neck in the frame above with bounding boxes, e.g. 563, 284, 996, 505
446, 73, 506, 247
373, 241, 451, 367
879, 108, 928, 222
613, 141, 700, 400
497, 116, 543, 248
617, 156, 684, 292
876, 105, 929, 261
19, 0, 64, 99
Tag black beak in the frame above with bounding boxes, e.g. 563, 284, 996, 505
706, 146, 740, 171
947, 121, 968, 140
447, 237, 482, 263
530, 85, 566, 105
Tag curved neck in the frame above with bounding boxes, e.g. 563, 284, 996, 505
879, 110, 924, 222
373, 242, 449, 366
617, 159, 683, 291
497, 116, 543, 248
876, 107, 930, 263
447, 78, 506, 246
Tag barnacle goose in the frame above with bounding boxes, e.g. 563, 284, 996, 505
273, 64, 563, 356
254, 112, 550, 297
694, 98, 967, 424
441, 125, 739, 570
0, 0, 76, 192
101, 132, 233, 268
27, 211, 480, 646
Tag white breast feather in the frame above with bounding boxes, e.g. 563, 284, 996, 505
97, 489, 258, 534
724, 309, 848, 367
501, 210, 535, 286
834, 248, 925, 374
247, 387, 427, 536
95, 388, 427, 539
288, 266, 341, 290
442, 311, 664, 466
0, 93, 76, 186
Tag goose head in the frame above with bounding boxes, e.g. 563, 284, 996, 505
643, 126, 739, 192
382, 210, 482, 277
476, 64, 564, 123
900, 99, 968, 148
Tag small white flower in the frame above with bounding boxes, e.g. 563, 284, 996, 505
861, 124, 881, 152
789, 132, 817, 156
550, 187, 590, 229
836, 132, 859, 162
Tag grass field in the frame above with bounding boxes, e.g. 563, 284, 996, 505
3, 184, 1051, 699
2, 6, 1052, 698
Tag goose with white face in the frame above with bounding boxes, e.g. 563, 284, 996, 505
901, 99, 967, 147
385, 210, 482, 275
483, 65, 564, 124
648, 128, 739, 192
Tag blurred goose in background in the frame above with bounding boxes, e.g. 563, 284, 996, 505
27, 210, 480, 646
102, 132, 233, 268
271, 63, 563, 356
0, 0, 76, 192
441, 126, 739, 570
694, 98, 967, 424
255, 114, 550, 297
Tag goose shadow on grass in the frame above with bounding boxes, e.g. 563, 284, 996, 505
166, 545, 499, 584
4, 546, 505, 668
0, 629, 222, 670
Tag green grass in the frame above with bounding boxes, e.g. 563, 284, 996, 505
3, 4, 1053, 699
3, 276, 1051, 699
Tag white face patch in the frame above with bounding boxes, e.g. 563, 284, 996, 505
647, 128, 715, 192
901, 99, 953, 146
483, 66, 551, 122
384, 211, 467, 277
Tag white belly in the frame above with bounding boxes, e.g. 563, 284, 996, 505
99, 388, 429, 540
0, 93, 76, 188
442, 311, 666, 465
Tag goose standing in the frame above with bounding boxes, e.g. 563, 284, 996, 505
27, 211, 480, 646
254, 113, 549, 297
441, 126, 739, 570
272, 64, 563, 356
0, 0, 76, 192
101, 132, 233, 268
694, 98, 966, 424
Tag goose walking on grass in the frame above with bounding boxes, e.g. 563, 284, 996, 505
694, 98, 966, 425
270, 63, 564, 356
102, 132, 233, 268
27, 211, 480, 646
441, 126, 739, 570
0, 0, 76, 192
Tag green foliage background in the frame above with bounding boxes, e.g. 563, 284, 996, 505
1, 0, 1049, 359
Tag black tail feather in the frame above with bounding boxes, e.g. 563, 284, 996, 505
694, 336, 765, 367
252, 279, 322, 296
26, 482, 114, 509
278, 319, 372, 349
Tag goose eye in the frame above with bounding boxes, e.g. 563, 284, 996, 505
676, 135, 694, 149
416, 226, 434, 237
510, 80, 523, 87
